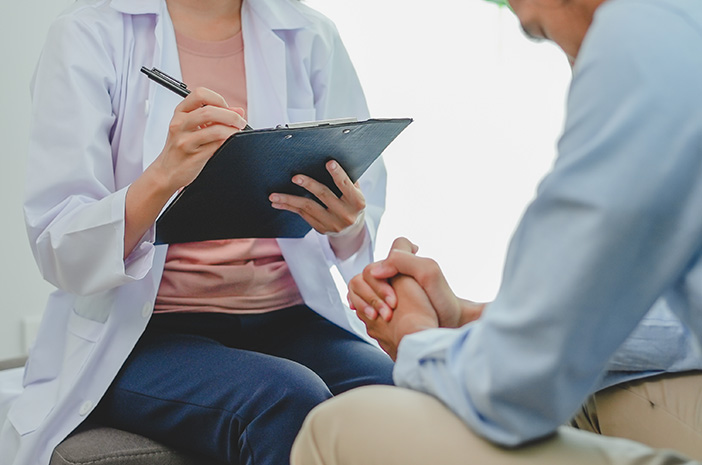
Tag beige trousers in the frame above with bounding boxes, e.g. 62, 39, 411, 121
571, 371, 702, 461
291, 385, 699, 465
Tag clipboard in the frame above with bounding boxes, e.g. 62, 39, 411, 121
155, 117, 413, 244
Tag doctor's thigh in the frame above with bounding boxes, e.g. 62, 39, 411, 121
290, 385, 698, 465
571, 371, 702, 461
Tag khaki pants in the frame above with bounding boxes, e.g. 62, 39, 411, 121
291, 385, 699, 465
571, 371, 702, 461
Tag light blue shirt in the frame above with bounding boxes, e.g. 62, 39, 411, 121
601, 300, 702, 389
394, 0, 702, 447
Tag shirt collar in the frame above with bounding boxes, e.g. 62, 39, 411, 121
109, 0, 311, 30
109, 0, 162, 14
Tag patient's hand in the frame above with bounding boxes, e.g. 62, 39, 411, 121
349, 237, 485, 328
348, 237, 418, 321
356, 273, 439, 360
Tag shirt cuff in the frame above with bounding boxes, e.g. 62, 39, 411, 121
393, 327, 472, 389
326, 209, 367, 259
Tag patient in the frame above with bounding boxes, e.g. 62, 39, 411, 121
351, 241, 702, 458
290, 0, 702, 461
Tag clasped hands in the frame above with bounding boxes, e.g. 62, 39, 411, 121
348, 237, 485, 360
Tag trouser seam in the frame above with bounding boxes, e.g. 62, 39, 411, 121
617, 385, 700, 434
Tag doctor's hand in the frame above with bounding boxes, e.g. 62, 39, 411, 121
152, 87, 248, 193
269, 160, 367, 259
125, 87, 248, 259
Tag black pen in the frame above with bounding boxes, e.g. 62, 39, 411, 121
140, 66, 253, 130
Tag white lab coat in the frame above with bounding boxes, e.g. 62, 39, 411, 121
0, 0, 386, 463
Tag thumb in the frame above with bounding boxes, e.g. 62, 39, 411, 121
368, 237, 419, 279
390, 237, 419, 255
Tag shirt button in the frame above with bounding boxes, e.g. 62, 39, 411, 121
79, 401, 93, 416
142, 303, 152, 318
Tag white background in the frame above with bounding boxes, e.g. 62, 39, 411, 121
0, 0, 571, 360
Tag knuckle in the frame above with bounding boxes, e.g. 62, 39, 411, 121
168, 120, 182, 134
339, 212, 355, 226
300, 202, 319, 216
419, 258, 441, 283
199, 106, 215, 121
174, 138, 190, 153
425, 258, 440, 274
314, 187, 330, 199
192, 87, 207, 98
349, 275, 362, 289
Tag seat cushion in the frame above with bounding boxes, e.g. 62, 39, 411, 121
50, 424, 209, 465
1, 358, 213, 464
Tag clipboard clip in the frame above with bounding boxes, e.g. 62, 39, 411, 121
277, 117, 357, 130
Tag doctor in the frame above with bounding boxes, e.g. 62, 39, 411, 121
0, 0, 393, 464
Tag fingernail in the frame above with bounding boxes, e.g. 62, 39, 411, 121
379, 306, 392, 321
385, 295, 396, 308
378, 304, 392, 319
269, 194, 279, 202
329, 161, 338, 170
293, 176, 303, 185
364, 307, 377, 319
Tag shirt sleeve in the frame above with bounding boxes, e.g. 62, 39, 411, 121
604, 299, 702, 375
394, 0, 702, 446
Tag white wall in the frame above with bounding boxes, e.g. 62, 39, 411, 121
0, 0, 571, 360
0, 0, 74, 360
306, 0, 571, 301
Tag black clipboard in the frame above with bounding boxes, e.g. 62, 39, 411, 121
155, 117, 412, 244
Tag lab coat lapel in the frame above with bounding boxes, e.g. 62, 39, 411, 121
242, 2, 288, 128
142, 4, 182, 171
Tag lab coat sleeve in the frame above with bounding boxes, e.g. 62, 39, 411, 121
394, 1, 702, 446
24, 13, 154, 296
308, 20, 387, 282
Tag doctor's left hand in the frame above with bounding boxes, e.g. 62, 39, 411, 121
269, 160, 367, 259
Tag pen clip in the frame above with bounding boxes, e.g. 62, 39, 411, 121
150, 67, 188, 93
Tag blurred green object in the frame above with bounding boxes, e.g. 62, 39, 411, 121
483, 0, 510, 8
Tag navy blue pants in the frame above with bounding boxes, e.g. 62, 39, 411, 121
92, 306, 394, 465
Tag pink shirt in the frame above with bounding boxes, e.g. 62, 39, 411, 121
154, 29, 304, 314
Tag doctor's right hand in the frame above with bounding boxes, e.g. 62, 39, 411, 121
152, 87, 248, 194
